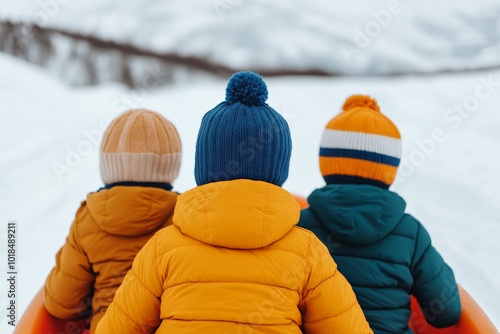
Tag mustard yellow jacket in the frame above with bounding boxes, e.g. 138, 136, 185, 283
96, 180, 372, 334
44, 186, 177, 333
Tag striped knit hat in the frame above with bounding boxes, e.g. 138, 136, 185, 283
319, 95, 402, 189
100, 109, 182, 185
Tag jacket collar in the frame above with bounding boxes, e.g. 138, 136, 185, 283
308, 184, 406, 245
87, 186, 177, 236
173, 179, 300, 249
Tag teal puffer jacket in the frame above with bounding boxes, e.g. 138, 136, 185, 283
298, 184, 461, 334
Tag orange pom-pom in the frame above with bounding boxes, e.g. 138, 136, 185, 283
342, 95, 380, 112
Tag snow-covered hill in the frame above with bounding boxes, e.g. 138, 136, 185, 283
1, 0, 500, 75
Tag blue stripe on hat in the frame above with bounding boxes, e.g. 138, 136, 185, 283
322, 174, 390, 189
319, 148, 400, 167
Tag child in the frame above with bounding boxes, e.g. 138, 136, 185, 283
298, 95, 462, 333
96, 72, 373, 334
44, 109, 182, 333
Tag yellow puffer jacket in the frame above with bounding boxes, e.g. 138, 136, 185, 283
96, 180, 372, 334
44, 185, 178, 333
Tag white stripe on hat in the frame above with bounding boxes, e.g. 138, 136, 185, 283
320, 129, 402, 158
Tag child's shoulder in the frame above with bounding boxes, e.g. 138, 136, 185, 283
69, 198, 90, 226
392, 212, 433, 244
277, 226, 330, 257
153, 225, 203, 252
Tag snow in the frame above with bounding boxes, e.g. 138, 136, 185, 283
1, 0, 500, 75
0, 52, 499, 333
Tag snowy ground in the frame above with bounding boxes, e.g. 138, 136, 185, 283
1, 0, 500, 75
0, 53, 499, 333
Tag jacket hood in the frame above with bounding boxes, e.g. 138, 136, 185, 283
173, 179, 300, 249
308, 184, 406, 245
86, 186, 177, 236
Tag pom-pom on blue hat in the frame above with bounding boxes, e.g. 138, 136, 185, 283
195, 71, 292, 186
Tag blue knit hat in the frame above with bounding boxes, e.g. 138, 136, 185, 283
195, 71, 292, 186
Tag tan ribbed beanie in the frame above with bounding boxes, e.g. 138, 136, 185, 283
100, 109, 182, 185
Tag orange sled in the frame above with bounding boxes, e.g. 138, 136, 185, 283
13, 196, 499, 334
13, 288, 87, 334
13, 285, 499, 334
408, 286, 498, 334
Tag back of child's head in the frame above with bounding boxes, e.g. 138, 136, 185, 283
100, 109, 182, 185
319, 95, 402, 189
194, 71, 292, 187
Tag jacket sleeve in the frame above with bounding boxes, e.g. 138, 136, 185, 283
44, 215, 95, 320
95, 233, 163, 334
299, 234, 373, 334
410, 217, 462, 328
